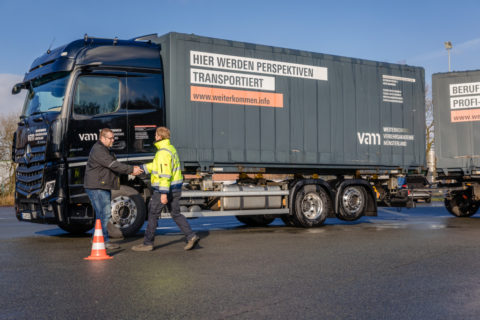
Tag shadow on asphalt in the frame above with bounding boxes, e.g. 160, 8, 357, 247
35, 228, 88, 238
29, 203, 475, 240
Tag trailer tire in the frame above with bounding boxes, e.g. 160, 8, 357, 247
337, 185, 366, 221
293, 185, 329, 227
58, 221, 95, 235
235, 215, 275, 227
110, 186, 146, 237
445, 191, 479, 217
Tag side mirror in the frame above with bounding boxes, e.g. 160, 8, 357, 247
11, 132, 17, 162
12, 82, 25, 95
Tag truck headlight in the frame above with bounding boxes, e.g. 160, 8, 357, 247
40, 180, 56, 199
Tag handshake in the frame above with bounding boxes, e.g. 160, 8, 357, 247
132, 166, 144, 176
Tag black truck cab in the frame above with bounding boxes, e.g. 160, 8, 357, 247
13, 35, 165, 234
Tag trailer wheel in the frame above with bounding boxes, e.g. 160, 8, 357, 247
235, 215, 275, 227
337, 186, 366, 221
110, 186, 146, 237
445, 191, 479, 217
293, 185, 329, 227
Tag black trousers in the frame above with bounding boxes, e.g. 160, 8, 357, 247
144, 191, 195, 245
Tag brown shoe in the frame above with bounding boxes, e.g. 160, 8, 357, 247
106, 242, 120, 250
131, 244, 153, 252
184, 235, 200, 251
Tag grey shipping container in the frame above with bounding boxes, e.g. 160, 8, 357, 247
155, 32, 426, 173
433, 70, 480, 174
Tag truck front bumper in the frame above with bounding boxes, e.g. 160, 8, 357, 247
15, 196, 59, 224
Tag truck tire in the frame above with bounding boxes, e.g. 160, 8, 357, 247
293, 185, 330, 227
235, 215, 275, 227
445, 191, 479, 217
110, 185, 146, 237
280, 215, 297, 227
337, 185, 366, 221
58, 221, 95, 235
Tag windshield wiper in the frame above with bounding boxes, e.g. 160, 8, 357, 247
29, 111, 51, 124
30, 111, 45, 116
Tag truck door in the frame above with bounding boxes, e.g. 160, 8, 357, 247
68, 71, 128, 159
125, 72, 165, 158
67, 71, 128, 191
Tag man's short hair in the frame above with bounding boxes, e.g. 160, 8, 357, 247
156, 127, 170, 140
100, 128, 113, 138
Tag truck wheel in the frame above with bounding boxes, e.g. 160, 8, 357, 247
293, 185, 329, 227
337, 186, 366, 221
110, 186, 146, 237
445, 192, 479, 217
58, 221, 95, 235
235, 215, 275, 226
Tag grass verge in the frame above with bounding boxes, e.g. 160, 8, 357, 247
0, 194, 14, 206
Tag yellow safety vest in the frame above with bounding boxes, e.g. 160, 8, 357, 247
143, 139, 183, 193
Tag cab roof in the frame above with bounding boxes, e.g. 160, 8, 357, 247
25, 35, 162, 82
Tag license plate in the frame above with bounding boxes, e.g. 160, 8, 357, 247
22, 212, 32, 220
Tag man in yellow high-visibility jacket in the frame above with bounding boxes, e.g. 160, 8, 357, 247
132, 127, 199, 251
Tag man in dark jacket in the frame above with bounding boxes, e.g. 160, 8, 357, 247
84, 128, 143, 249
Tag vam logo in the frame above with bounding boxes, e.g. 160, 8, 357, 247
357, 132, 381, 145
79, 133, 98, 141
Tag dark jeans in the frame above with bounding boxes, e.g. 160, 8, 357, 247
144, 191, 196, 245
85, 188, 111, 242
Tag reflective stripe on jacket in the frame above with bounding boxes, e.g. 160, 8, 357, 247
142, 139, 183, 194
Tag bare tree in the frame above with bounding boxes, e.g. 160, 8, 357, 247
0, 112, 20, 195
425, 85, 435, 174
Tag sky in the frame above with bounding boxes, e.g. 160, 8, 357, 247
0, 0, 479, 115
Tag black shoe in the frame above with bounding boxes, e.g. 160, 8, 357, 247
184, 235, 200, 250
106, 242, 120, 250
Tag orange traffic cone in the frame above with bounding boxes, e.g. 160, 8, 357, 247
84, 219, 113, 260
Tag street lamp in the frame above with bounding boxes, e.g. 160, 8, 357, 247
444, 41, 452, 72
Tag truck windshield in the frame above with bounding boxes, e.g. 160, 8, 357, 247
22, 72, 69, 117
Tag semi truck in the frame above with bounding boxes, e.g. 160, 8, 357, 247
432, 70, 480, 217
12, 32, 426, 236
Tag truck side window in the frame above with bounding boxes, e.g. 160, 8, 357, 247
73, 76, 120, 116
127, 74, 164, 111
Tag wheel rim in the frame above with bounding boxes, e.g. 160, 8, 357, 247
300, 192, 324, 220
111, 196, 138, 228
341, 187, 365, 216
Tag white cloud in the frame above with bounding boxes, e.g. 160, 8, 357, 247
408, 37, 480, 64
0, 74, 26, 116
453, 37, 480, 55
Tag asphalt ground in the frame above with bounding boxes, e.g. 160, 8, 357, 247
1, 203, 480, 319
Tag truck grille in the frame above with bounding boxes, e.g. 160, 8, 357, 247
15, 144, 46, 197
